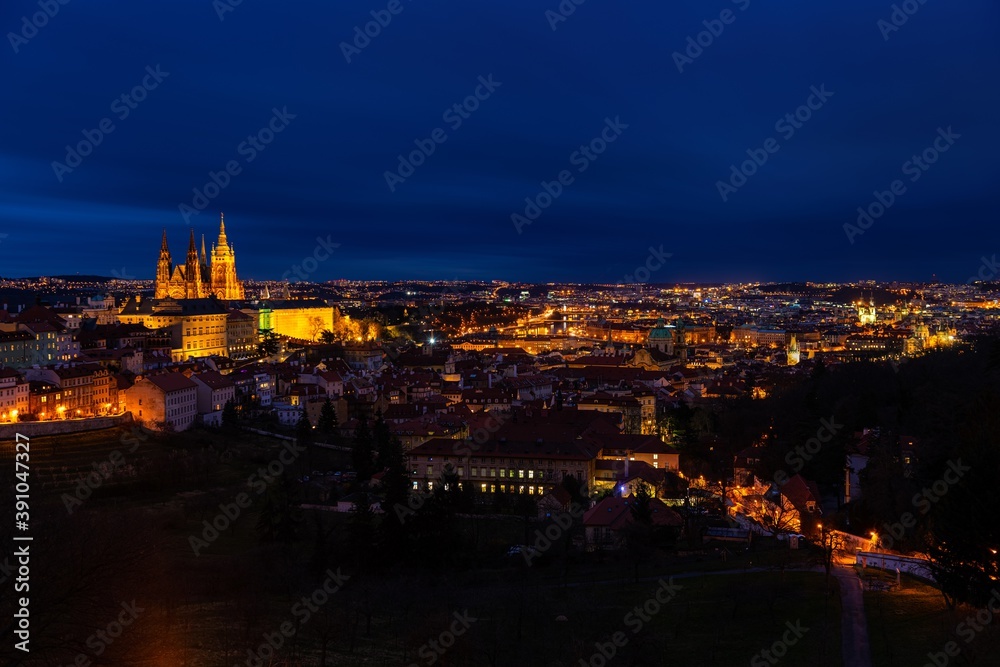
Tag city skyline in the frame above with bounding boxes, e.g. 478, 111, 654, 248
2, 1, 999, 283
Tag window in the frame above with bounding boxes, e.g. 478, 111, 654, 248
518, 470, 525, 479
426, 466, 433, 476
500, 469, 505, 478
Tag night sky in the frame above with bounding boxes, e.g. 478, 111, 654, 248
2, 0, 999, 283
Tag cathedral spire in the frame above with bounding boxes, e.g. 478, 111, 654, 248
200, 234, 208, 265
160, 228, 169, 253
217, 213, 228, 249
187, 227, 198, 255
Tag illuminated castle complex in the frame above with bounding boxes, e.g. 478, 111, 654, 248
155, 215, 245, 300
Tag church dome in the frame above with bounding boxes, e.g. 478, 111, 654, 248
648, 318, 673, 340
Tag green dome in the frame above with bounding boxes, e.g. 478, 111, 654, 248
648, 318, 673, 340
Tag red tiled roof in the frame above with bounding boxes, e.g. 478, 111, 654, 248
583, 495, 682, 529
146, 373, 197, 393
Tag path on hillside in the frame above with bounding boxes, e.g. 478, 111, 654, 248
831, 560, 873, 667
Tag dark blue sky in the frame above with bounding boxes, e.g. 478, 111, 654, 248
2, 0, 998, 283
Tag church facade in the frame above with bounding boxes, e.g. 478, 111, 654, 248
155, 215, 245, 301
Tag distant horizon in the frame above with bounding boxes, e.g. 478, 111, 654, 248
1, 271, 988, 289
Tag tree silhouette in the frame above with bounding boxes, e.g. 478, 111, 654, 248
318, 397, 338, 442
258, 329, 279, 357
295, 412, 313, 447
352, 417, 375, 481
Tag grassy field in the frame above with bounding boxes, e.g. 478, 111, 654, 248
865, 574, 1000, 667
3, 427, 842, 666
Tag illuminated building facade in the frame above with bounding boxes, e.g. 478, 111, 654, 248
119, 296, 229, 362
241, 299, 333, 342
857, 295, 877, 326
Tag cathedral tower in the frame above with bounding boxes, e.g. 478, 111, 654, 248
184, 228, 203, 299
154, 229, 174, 299
210, 214, 245, 300
199, 234, 210, 284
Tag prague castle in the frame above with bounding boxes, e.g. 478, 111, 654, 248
118, 218, 334, 361
155, 215, 245, 300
